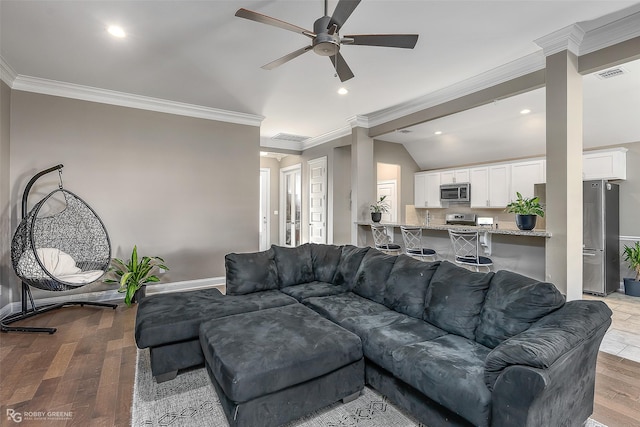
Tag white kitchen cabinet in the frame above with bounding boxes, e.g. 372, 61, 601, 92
583, 148, 627, 180
470, 165, 511, 207
414, 172, 442, 208
510, 159, 545, 200
440, 168, 470, 185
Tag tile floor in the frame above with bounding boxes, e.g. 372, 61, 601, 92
584, 291, 640, 363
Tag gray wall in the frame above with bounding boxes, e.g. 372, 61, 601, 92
374, 140, 421, 223
617, 141, 640, 237
6, 90, 260, 301
0, 81, 11, 308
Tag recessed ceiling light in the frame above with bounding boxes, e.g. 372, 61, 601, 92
434, 131, 443, 135
337, 87, 348, 95
520, 109, 531, 115
107, 25, 126, 38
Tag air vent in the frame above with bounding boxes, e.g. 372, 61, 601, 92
272, 133, 309, 142
595, 67, 627, 80
397, 129, 412, 134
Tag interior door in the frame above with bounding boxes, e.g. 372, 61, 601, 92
377, 180, 397, 223
308, 157, 327, 244
280, 164, 301, 247
259, 168, 270, 251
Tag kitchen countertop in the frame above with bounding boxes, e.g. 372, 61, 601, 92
356, 221, 551, 237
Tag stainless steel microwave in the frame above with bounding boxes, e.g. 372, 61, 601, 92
440, 183, 470, 202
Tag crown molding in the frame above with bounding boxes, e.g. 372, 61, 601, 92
10, 74, 264, 127
301, 125, 352, 150
0, 56, 17, 87
534, 24, 585, 56
347, 115, 370, 129
365, 51, 545, 128
260, 136, 303, 151
578, 10, 640, 55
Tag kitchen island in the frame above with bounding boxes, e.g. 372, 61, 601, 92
356, 221, 550, 281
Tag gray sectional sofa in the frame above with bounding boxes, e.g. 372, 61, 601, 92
135, 243, 612, 427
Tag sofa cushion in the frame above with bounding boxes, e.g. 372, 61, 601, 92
199, 304, 363, 403
135, 289, 296, 348
304, 292, 389, 325
392, 334, 492, 427
310, 244, 343, 283
341, 311, 447, 371
225, 249, 278, 295
352, 250, 397, 305
424, 261, 493, 340
385, 256, 440, 318
475, 270, 566, 348
332, 245, 370, 290
280, 281, 347, 301
272, 244, 314, 287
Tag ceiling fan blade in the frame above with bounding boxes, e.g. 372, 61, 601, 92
343, 34, 419, 49
235, 8, 314, 38
329, 52, 354, 82
329, 0, 361, 30
262, 46, 313, 70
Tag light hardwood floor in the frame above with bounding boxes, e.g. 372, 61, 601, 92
0, 294, 639, 427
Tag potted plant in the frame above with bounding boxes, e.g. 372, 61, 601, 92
104, 245, 169, 306
369, 195, 389, 223
622, 241, 640, 297
505, 192, 545, 230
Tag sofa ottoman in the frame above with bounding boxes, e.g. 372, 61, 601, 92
199, 303, 365, 427
135, 287, 297, 381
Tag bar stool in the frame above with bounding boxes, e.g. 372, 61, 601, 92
400, 226, 436, 261
371, 224, 401, 255
448, 230, 493, 272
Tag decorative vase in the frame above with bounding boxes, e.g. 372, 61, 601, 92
371, 212, 382, 223
515, 214, 537, 230
623, 278, 640, 297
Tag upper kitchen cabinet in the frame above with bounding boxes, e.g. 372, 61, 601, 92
583, 148, 627, 181
510, 159, 545, 200
440, 168, 470, 185
414, 172, 442, 208
470, 165, 511, 208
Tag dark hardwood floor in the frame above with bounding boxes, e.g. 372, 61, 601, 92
1, 302, 639, 427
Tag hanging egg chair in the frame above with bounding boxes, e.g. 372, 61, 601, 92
2, 165, 117, 334
11, 189, 111, 291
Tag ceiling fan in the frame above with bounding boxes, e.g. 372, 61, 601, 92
235, 0, 419, 82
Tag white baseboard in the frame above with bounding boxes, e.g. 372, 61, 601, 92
0, 277, 226, 319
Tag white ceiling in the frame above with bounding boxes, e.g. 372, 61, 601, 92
1, 1, 639, 167
379, 58, 640, 169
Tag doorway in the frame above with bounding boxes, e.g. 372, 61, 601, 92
259, 168, 270, 251
308, 156, 327, 244
377, 180, 397, 223
280, 164, 302, 247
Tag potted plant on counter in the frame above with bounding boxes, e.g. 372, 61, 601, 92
369, 195, 389, 223
505, 192, 545, 230
622, 241, 640, 297
104, 245, 169, 306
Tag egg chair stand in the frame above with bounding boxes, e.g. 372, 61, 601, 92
1, 164, 116, 334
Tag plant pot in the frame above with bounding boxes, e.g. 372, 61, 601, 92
132, 285, 146, 304
515, 214, 537, 230
371, 212, 382, 223
624, 278, 640, 297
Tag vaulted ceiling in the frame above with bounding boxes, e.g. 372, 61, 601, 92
1, 1, 639, 168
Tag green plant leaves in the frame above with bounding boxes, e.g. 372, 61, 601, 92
103, 245, 169, 306
623, 241, 640, 280
505, 192, 544, 217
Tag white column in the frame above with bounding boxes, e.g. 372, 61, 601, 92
350, 126, 374, 245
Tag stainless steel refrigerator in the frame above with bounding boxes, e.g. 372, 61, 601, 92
583, 180, 620, 295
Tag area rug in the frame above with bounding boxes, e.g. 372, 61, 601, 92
132, 349, 607, 427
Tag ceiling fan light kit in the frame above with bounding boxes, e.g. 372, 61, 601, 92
235, 0, 419, 82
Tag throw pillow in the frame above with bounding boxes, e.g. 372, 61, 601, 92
385, 256, 440, 319
272, 244, 314, 287
225, 248, 278, 295
424, 261, 493, 340
475, 270, 565, 348
352, 250, 397, 305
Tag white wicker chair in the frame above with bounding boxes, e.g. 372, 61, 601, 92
448, 230, 493, 272
371, 224, 401, 255
400, 226, 436, 261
